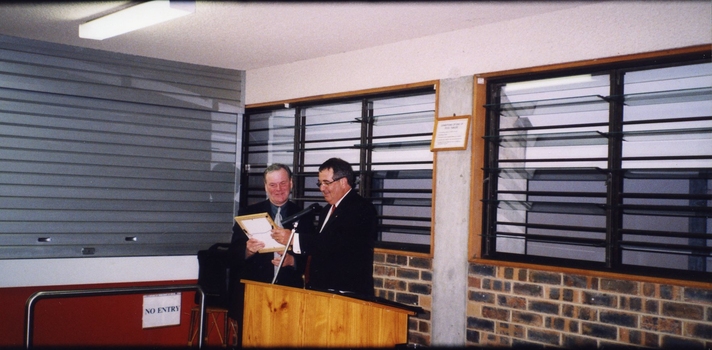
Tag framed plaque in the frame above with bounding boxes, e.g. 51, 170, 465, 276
235, 213, 284, 253
430, 115, 470, 151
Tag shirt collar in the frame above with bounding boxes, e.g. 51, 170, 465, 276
333, 189, 351, 208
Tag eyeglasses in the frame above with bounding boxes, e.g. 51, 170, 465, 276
316, 177, 343, 188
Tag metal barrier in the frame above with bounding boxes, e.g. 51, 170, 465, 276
25, 284, 206, 349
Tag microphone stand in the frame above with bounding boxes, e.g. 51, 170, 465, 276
271, 221, 298, 285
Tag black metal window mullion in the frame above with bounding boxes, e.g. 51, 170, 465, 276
482, 83, 502, 257
292, 108, 307, 204
606, 70, 625, 269
359, 99, 374, 199
689, 177, 709, 271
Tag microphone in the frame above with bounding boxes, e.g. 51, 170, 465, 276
281, 203, 322, 226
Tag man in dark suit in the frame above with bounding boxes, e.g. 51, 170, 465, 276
231, 163, 315, 286
272, 157, 378, 296
227, 163, 315, 322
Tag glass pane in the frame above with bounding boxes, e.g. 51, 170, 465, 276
619, 63, 712, 273
303, 102, 362, 171
371, 94, 435, 171
622, 62, 712, 169
492, 74, 612, 259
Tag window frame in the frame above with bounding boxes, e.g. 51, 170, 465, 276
471, 45, 712, 282
242, 82, 439, 256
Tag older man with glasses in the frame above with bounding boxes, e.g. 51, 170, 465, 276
272, 157, 378, 296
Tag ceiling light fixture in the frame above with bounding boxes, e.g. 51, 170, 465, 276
79, 0, 195, 40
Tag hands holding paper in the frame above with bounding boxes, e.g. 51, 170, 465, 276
246, 226, 294, 262
245, 227, 293, 260
245, 238, 265, 258
270, 227, 290, 246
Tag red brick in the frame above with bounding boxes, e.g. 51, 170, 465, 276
684, 287, 712, 306
408, 256, 431, 269
563, 334, 597, 348
577, 306, 598, 321
386, 254, 408, 266
396, 267, 420, 280
373, 265, 396, 277
644, 331, 660, 347
418, 320, 430, 333
661, 301, 704, 320
685, 322, 712, 340
503, 267, 514, 280
528, 328, 560, 345
497, 294, 526, 309
512, 311, 543, 327
420, 270, 432, 281
529, 300, 559, 315
470, 290, 495, 304
384, 278, 407, 291
497, 321, 525, 338
468, 276, 482, 288
581, 322, 617, 340
482, 306, 510, 321
513, 283, 542, 297
582, 291, 617, 307
408, 282, 431, 295
600, 278, 639, 295
530, 271, 561, 285
641, 316, 682, 335
622, 330, 645, 347
563, 274, 587, 288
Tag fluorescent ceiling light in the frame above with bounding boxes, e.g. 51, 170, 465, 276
79, 1, 195, 40
504, 74, 593, 92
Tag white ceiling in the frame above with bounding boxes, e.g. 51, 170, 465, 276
0, 1, 592, 71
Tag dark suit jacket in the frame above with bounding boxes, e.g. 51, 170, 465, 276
226, 199, 315, 320
232, 199, 315, 286
298, 190, 377, 296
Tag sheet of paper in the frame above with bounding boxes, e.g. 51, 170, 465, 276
235, 213, 285, 253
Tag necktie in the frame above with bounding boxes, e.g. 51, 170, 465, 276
275, 206, 282, 228
273, 206, 282, 275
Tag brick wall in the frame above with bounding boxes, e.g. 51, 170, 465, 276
467, 262, 712, 348
374, 252, 433, 346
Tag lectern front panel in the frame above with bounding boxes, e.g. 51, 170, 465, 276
241, 280, 413, 347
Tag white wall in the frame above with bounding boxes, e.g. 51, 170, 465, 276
0, 256, 198, 288
246, 1, 711, 104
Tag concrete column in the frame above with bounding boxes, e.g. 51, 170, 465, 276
431, 76, 473, 346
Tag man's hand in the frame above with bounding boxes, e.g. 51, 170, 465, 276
272, 251, 295, 267
245, 238, 265, 258
270, 227, 291, 246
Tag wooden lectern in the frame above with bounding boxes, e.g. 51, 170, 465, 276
241, 280, 420, 347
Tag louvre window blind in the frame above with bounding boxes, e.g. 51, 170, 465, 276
0, 35, 244, 259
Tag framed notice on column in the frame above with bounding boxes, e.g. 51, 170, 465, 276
430, 115, 471, 151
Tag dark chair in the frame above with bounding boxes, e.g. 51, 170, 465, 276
188, 243, 239, 347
